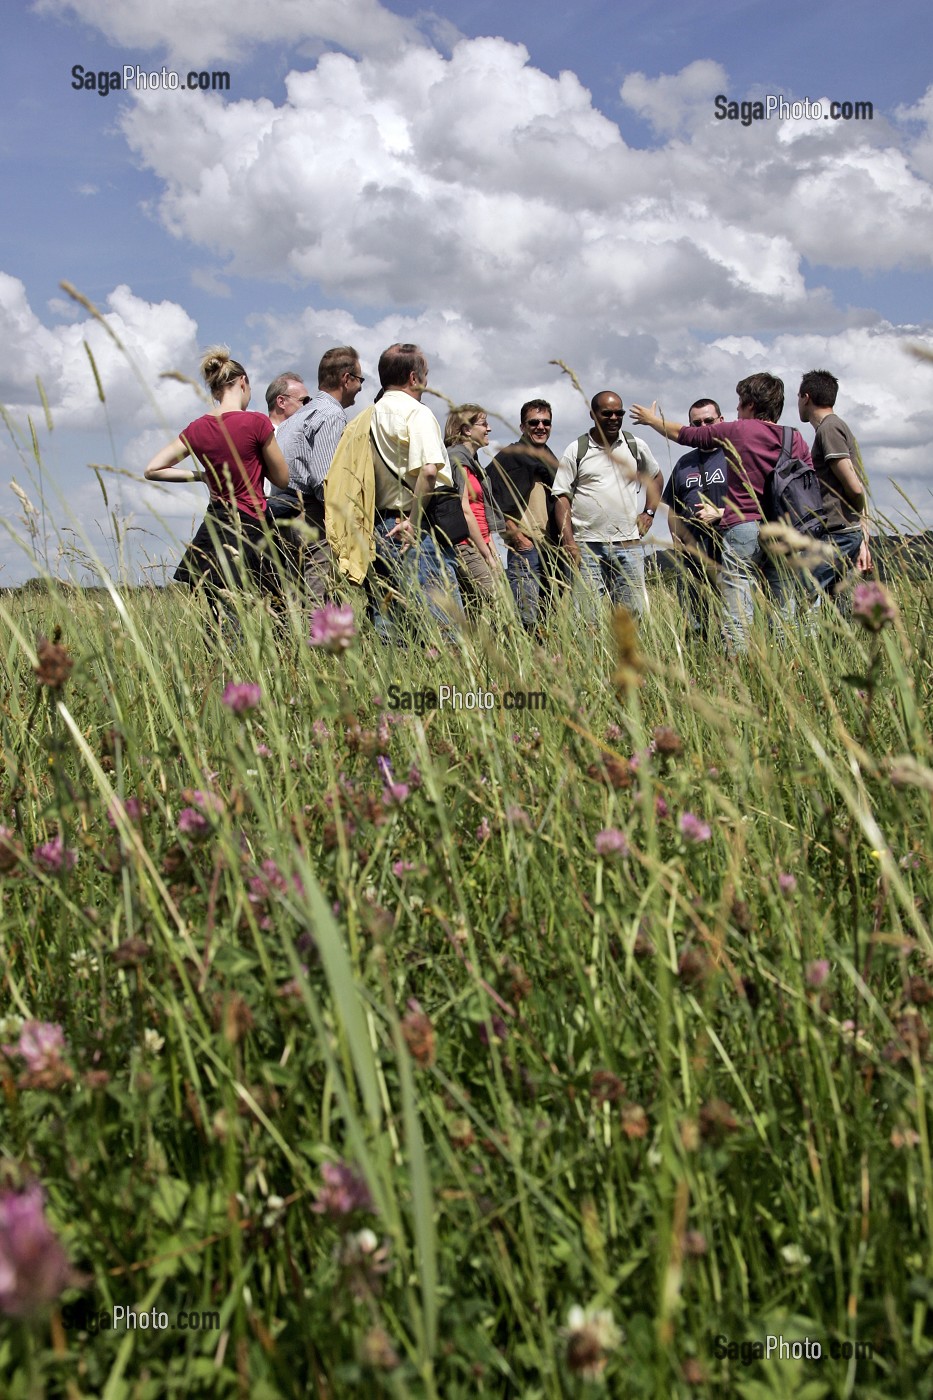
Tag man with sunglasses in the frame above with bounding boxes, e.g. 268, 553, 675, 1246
489, 399, 560, 630
265, 372, 312, 434
661, 398, 728, 638
552, 391, 662, 618
268, 346, 365, 598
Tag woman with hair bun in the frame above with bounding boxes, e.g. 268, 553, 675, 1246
144, 347, 289, 604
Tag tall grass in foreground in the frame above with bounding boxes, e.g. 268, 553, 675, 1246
0, 549, 930, 1398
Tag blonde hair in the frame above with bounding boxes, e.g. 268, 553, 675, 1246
200, 346, 248, 400
444, 403, 486, 447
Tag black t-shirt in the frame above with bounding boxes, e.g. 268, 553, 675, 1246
489, 438, 559, 521
662, 446, 727, 557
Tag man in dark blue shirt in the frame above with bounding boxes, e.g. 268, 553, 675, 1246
661, 398, 727, 639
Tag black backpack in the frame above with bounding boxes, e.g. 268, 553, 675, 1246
763, 427, 827, 537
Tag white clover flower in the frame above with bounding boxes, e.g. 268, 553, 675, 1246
69, 949, 99, 980
143, 1029, 165, 1054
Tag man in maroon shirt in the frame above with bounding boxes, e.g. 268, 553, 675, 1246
631, 374, 813, 652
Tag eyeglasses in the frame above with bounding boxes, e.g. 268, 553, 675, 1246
596, 409, 624, 418
524, 418, 551, 428
691, 416, 717, 425
347, 371, 366, 385
283, 392, 310, 405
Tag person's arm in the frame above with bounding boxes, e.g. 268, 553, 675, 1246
637, 468, 662, 536
827, 454, 866, 514
553, 495, 580, 567
629, 402, 684, 442
144, 438, 202, 482
261, 434, 290, 491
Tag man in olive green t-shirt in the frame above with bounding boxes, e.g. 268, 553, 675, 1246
798, 369, 872, 594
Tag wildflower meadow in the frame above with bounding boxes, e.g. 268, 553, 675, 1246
0, 465, 931, 1398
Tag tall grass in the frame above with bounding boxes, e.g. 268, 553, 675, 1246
0, 535, 929, 1397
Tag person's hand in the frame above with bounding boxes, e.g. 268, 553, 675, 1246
564, 540, 581, 569
637, 511, 654, 537
695, 503, 724, 526
387, 516, 416, 551
856, 539, 873, 574
629, 402, 658, 430
510, 530, 534, 552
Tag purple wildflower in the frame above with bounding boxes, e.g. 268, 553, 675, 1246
778, 872, 798, 895
222, 681, 262, 713
0, 1184, 72, 1317
178, 807, 209, 839
595, 828, 630, 858
806, 959, 830, 989
475, 817, 491, 843
852, 581, 897, 632
308, 603, 357, 653
3, 1022, 67, 1076
392, 860, 415, 877
655, 797, 669, 820
107, 796, 146, 827
33, 836, 77, 875
256, 743, 272, 758
604, 723, 623, 743
383, 782, 410, 806
679, 812, 711, 844
313, 1160, 374, 1219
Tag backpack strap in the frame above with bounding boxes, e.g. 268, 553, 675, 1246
574, 433, 590, 474
622, 429, 644, 471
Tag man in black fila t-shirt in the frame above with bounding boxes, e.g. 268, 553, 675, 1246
661, 397, 728, 638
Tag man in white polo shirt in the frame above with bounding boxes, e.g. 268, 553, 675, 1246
552, 391, 662, 617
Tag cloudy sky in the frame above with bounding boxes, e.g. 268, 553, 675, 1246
2, 0, 932, 583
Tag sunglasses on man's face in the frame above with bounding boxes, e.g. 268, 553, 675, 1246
525, 418, 551, 428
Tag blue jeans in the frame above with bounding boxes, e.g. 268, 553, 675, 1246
368, 520, 463, 643
809, 527, 863, 598
507, 543, 541, 630
720, 520, 794, 652
577, 541, 648, 617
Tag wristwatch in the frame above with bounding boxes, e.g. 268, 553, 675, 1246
644, 508, 656, 518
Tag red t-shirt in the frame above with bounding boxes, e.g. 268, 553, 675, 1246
677, 420, 813, 528
180, 411, 274, 520
463, 465, 489, 542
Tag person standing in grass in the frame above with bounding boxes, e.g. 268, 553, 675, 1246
489, 400, 560, 630
661, 397, 728, 640
631, 375, 812, 652
368, 342, 460, 640
441, 405, 503, 611
144, 347, 290, 606
797, 369, 872, 600
552, 391, 662, 618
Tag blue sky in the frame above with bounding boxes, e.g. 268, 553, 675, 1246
1, 0, 932, 582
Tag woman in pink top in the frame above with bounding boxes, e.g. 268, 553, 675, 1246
145, 347, 289, 603
443, 405, 504, 610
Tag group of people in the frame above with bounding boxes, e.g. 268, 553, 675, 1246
143, 343, 870, 652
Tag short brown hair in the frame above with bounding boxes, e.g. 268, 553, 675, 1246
736, 373, 784, 422
798, 370, 838, 408
378, 343, 427, 390
520, 398, 551, 425
318, 346, 360, 392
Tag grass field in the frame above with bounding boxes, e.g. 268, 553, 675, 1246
0, 550, 931, 1398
